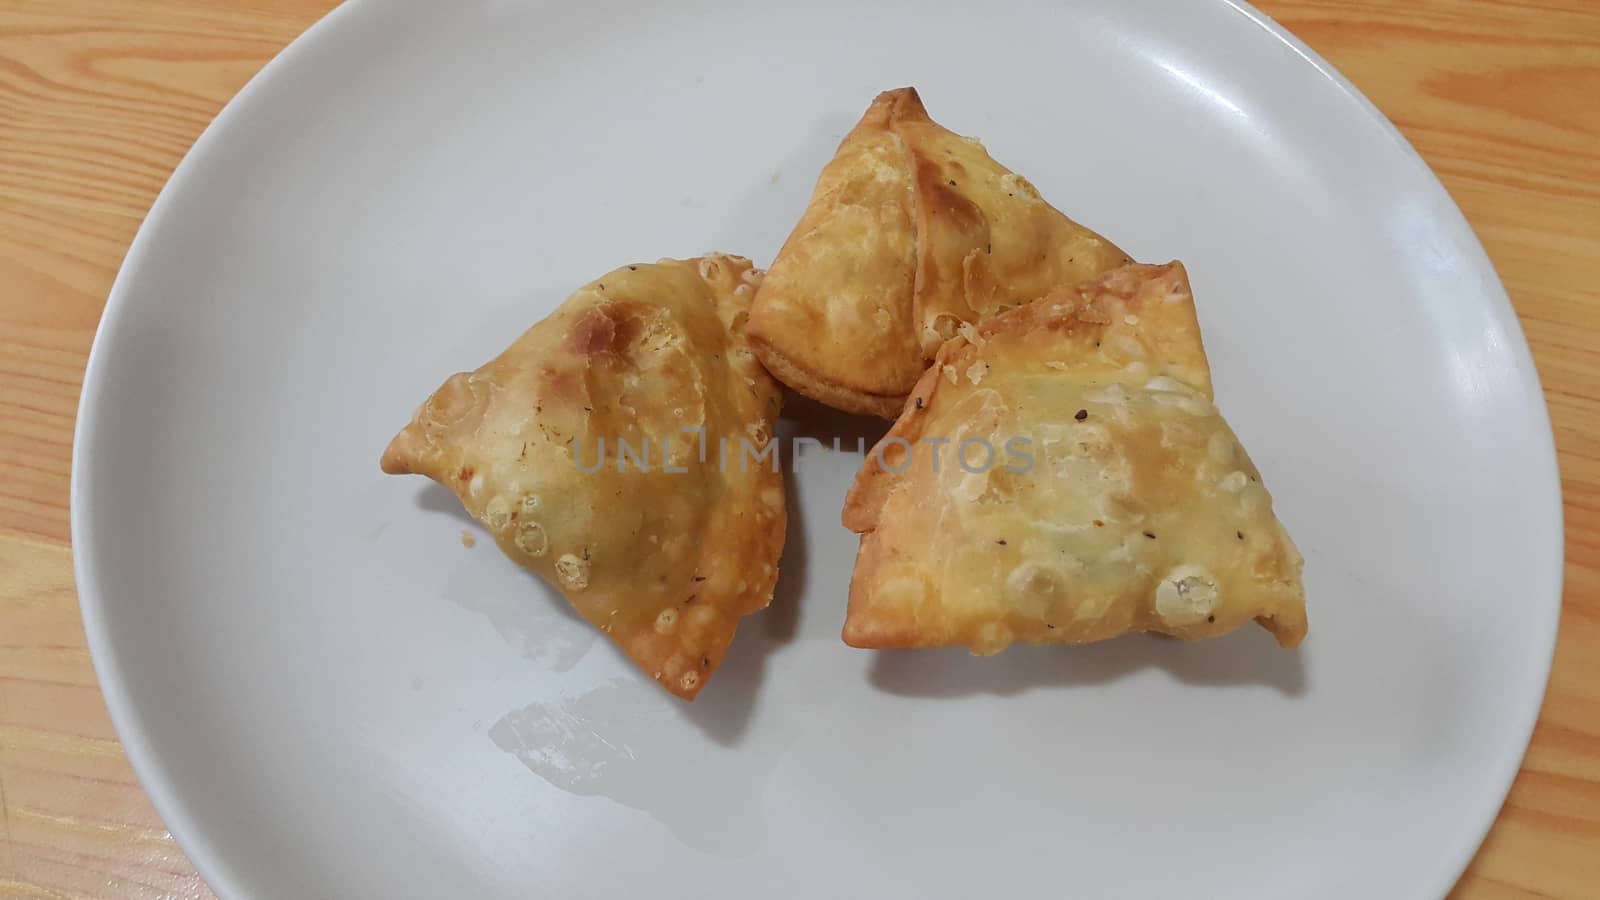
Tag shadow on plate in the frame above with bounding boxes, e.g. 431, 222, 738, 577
415, 480, 480, 528
777, 393, 892, 453
869, 628, 1308, 698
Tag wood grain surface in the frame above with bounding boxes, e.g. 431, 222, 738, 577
0, 0, 1595, 896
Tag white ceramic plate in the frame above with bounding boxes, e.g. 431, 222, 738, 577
73, 1, 1562, 897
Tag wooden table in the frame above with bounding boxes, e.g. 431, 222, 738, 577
1, 0, 1595, 896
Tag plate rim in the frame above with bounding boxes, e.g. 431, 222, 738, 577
68, 1, 1565, 897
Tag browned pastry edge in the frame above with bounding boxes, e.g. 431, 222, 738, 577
748, 335, 907, 420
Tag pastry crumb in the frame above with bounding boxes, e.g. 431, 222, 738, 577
460, 531, 476, 548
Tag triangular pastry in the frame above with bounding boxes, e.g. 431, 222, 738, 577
383, 255, 786, 699
748, 87, 1131, 418
842, 262, 1307, 652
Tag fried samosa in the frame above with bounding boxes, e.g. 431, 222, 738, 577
841, 262, 1307, 653
747, 87, 1132, 418
382, 255, 786, 699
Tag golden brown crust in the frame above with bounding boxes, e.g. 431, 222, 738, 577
383, 255, 786, 700
890, 94, 1134, 357
748, 339, 905, 420
745, 91, 925, 413
842, 262, 1307, 653
748, 87, 1131, 418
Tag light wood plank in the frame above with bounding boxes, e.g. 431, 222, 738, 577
1, 0, 1596, 896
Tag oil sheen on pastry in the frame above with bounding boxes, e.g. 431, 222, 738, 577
842, 262, 1307, 653
382, 255, 786, 699
747, 87, 1132, 418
